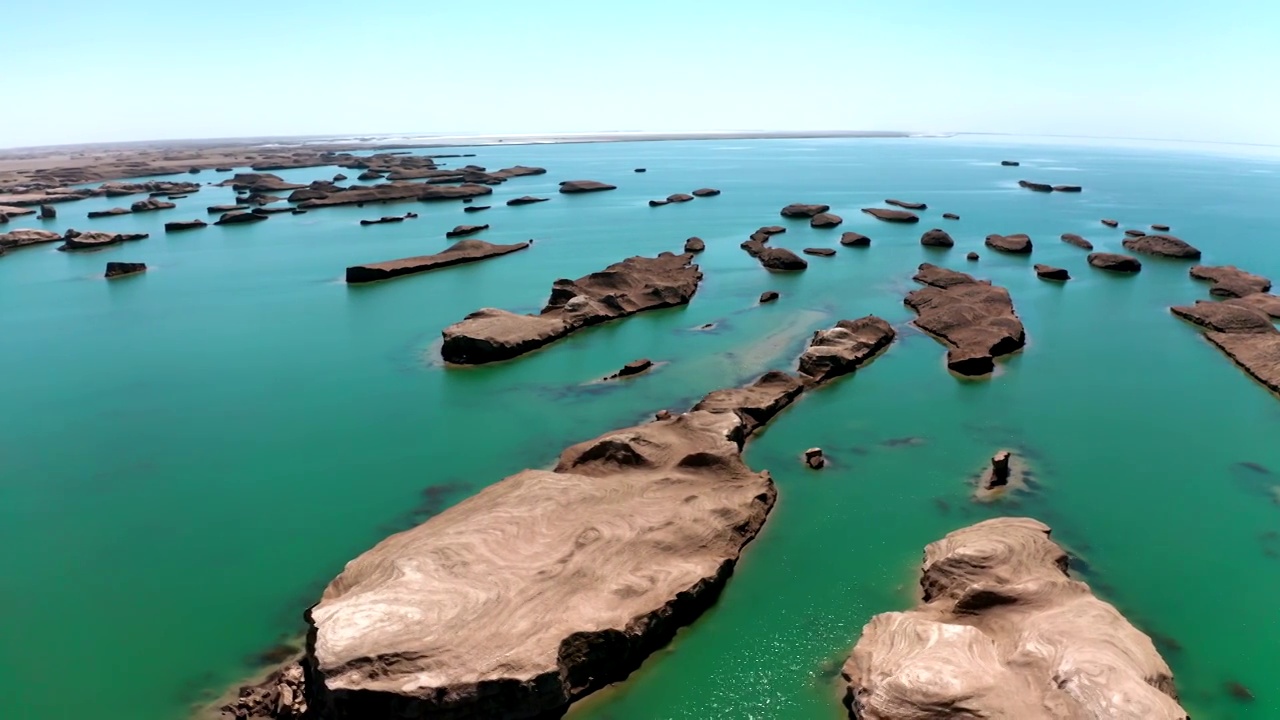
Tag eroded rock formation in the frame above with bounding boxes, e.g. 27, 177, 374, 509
164, 220, 207, 232
1190, 265, 1272, 298
842, 518, 1189, 720
905, 263, 1026, 376
1035, 264, 1070, 281
810, 212, 843, 228
1061, 233, 1093, 250
1122, 234, 1202, 259
446, 224, 488, 238
345, 239, 531, 284
104, 261, 146, 278
1088, 253, 1142, 273
795, 316, 896, 384
781, 203, 830, 218
920, 228, 954, 248
840, 232, 870, 246
886, 199, 926, 210
684, 237, 705, 253
559, 180, 617, 193
0, 228, 61, 249
985, 233, 1032, 254
1171, 300, 1280, 395
862, 207, 919, 223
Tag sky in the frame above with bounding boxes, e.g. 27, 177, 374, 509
2, 0, 1277, 148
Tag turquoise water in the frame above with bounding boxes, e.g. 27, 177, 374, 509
2, 137, 1279, 719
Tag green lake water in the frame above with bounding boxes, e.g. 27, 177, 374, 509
2, 137, 1278, 719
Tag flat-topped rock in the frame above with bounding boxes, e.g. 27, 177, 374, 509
942, 212, 959, 220
796, 316, 895, 384
164, 219, 206, 232
463, 205, 491, 213
692, 370, 804, 440
840, 232, 870, 246
861, 207, 919, 223
633, 168, 646, 173
559, 180, 617, 193
87, 207, 131, 219
130, 198, 175, 212
906, 264, 1026, 376
1173, 301, 1280, 396
1088, 252, 1142, 273
104, 261, 146, 278
1152, 223, 1171, 231
1190, 265, 1272, 298
666, 193, 694, 203
1061, 232, 1094, 250
920, 228, 954, 247
683, 237, 705, 253
58, 230, 149, 251
780, 203, 830, 218
985, 233, 1033, 253
446, 224, 489, 238
885, 199, 926, 210
359, 215, 407, 226
1124, 229, 1147, 237
297, 182, 493, 208
842, 518, 1188, 720
759, 290, 779, 303
810, 212, 843, 228
207, 204, 248, 214
1018, 180, 1053, 192
441, 252, 702, 364
1224, 293, 1280, 319
1053, 184, 1082, 192
1035, 263, 1071, 281
1172, 300, 1275, 334
803, 247, 836, 257
0, 228, 62, 249
691, 188, 720, 197
756, 225, 786, 236
215, 211, 267, 225
1102, 218, 1119, 227
1000, 160, 1020, 166
1122, 234, 1201, 259
346, 239, 531, 284
614, 358, 654, 377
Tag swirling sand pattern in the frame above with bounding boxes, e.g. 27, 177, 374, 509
842, 518, 1188, 720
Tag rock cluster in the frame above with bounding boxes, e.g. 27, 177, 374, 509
905, 263, 1027, 376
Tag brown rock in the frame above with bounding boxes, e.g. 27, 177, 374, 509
359, 216, 406, 226
87, 207, 131, 219
446, 224, 489, 238
691, 188, 720, 197
905, 263, 1026, 376
207, 204, 249, 214
1061, 232, 1094, 250
886, 199, 927, 210
559, 180, 618, 193
988, 450, 1011, 487
966, 251, 979, 261
104, 261, 146, 278
803, 247, 836, 257
666, 193, 695, 203
333, 173, 348, 181
1101, 218, 1119, 227
1052, 184, 1082, 192
357, 170, 384, 181
1034, 264, 1071, 281
616, 358, 653, 377
796, 316, 896, 384
648, 199, 670, 207
39, 204, 56, 219
463, 205, 491, 213
130, 198, 176, 212
985, 233, 1033, 254
780, 203, 830, 218
1223, 293, 1280, 319
759, 291, 779, 303
215, 211, 268, 225
861, 207, 919, 223
1088, 253, 1142, 273
1190, 265, 1272, 298
507, 195, 550, 206
692, 370, 805, 440
1018, 180, 1053, 192
0, 229, 62, 249
164, 219, 207, 232
287, 188, 330, 203
920, 228, 954, 247
683, 237, 705, 253
1152, 223, 1171, 231
842, 518, 1188, 720
1171, 300, 1280, 395
756, 226, 786, 236
754, 246, 808, 271
58, 230, 149, 251
1124, 229, 1147, 237
1122, 234, 1201, 259
840, 232, 870, 246
346, 239, 531, 285
804, 448, 826, 470
441, 252, 702, 364
942, 212, 959, 220
810, 212, 843, 228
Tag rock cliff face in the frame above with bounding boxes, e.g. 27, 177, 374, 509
842, 518, 1189, 720
346, 240, 532, 284
905, 263, 1026, 376
236, 319, 894, 720
441, 252, 702, 364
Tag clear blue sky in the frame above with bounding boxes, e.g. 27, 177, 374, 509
3, 0, 1276, 148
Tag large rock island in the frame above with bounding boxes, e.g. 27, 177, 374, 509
441, 252, 702, 364
904, 264, 1027, 376
842, 518, 1188, 719
1171, 298, 1280, 395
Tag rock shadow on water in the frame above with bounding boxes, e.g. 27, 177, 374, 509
1229, 461, 1280, 506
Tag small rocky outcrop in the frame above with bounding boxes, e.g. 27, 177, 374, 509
920, 228, 954, 248
507, 196, 549, 206
985, 233, 1033, 254
39, 204, 56, 219
905, 263, 1026, 376
1152, 223, 1171, 231
58, 230, 149, 251
346, 240, 531, 284
741, 234, 808, 271
463, 205, 491, 213
1061, 232, 1093, 250
756, 226, 786, 237
667, 193, 694, 203
359, 215, 406, 226
810, 212, 842, 228
1102, 218, 1119, 227
691, 188, 720, 197
966, 251, 979, 261
164, 219, 207, 232
0, 229, 62, 249
1190, 265, 1272, 298
1034, 263, 1071, 281
1053, 184, 1082, 192
1124, 229, 1147, 237
130, 198, 175, 212
780, 203, 830, 218
796, 316, 896, 384
446, 224, 489, 238
633, 168, 646, 173
840, 232, 870, 246
886, 199, 926, 210
559, 180, 618, 193
104, 261, 146, 278
87, 207, 131, 219
1122, 234, 1201, 259
441, 252, 702, 364
1018, 180, 1053, 192
1000, 160, 1020, 166
604, 358, 654, 379
942, 212, 959, 220
333, 173, 348, 181
287, 188, 330, 203
215, 211, 268, 225
207, 204, 249, 214
842, 518, 1189, 720
803, 448, 826, 469
1088, 253, 1142, 273
861, 207, 919, 223
648, 199, 669, 207
683, 237, 705, 253
759, 291, 779, 303
804, 247, 836, 257
357, 170, 384, 181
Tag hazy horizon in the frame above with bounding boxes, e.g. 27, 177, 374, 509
4, 0, 1276, 148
